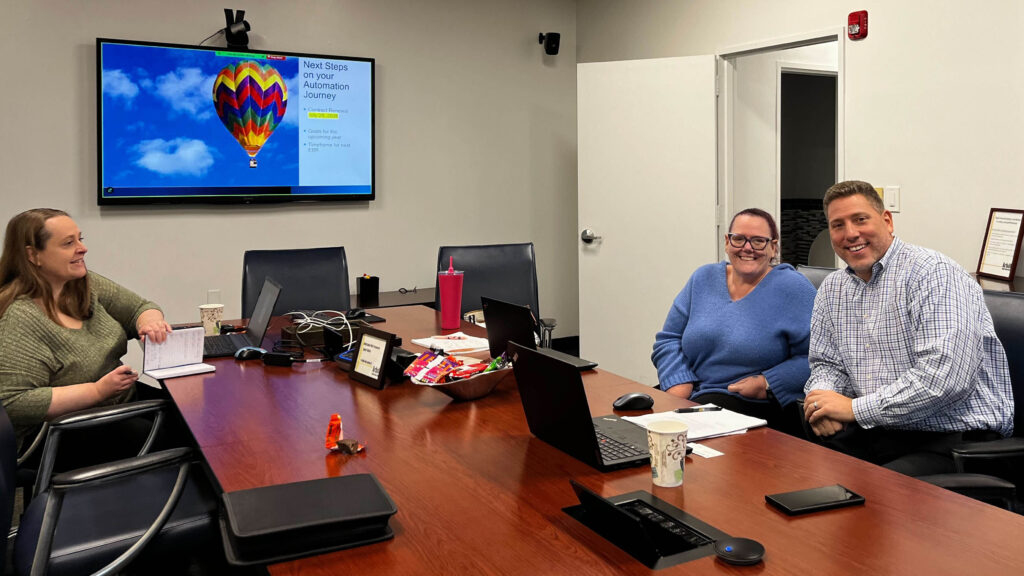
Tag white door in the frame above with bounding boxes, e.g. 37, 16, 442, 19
578, 56, 718, 386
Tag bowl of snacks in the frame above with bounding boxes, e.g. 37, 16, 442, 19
405, 351, 512, 401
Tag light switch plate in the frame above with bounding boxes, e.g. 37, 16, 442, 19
884, 185, 901, 213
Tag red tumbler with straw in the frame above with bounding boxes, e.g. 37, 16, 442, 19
438, 256, 464, 330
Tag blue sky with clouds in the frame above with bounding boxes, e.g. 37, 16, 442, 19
100, 42, 300, 190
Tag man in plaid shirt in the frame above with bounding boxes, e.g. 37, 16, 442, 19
804, 180, 1013, 476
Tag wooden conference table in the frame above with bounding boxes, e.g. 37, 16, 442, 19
163, 306, 1024, 575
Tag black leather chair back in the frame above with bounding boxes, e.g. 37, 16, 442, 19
0, 405, 16, 572
243, 247, 350, 317
983, 290, 1024, 436
434, 243, 541, 318
796, 264, 837, 289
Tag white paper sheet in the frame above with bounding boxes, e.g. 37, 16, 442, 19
622, 404, 767, 441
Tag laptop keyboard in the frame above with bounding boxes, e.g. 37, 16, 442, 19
619, 500, 714, 554
204, 335, 240, 357
595, 429, 646, 461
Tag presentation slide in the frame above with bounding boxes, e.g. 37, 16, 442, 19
297, 58, 373, 187
100, 42, 372, 198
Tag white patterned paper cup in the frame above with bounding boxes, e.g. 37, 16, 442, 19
199, 303, 224, 336
646, 420, 688, 487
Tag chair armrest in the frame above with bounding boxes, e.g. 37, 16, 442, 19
36, 399, 172, 497
49, 447, 191, 490
917, 472, 1016, 491
17, 423, 49, 466
49, 399, 169, 431
916, 473, 1016, 510
952, 437, 1024, 458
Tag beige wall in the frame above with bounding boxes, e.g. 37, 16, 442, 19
579, 0, 1024, 271
0, 0, 579, 332
6, 1, 1024, 340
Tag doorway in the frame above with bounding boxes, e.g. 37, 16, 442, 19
717, 32, 843, 264
779, 68, 837, 267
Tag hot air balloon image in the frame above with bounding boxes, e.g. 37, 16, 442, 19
212, 61, 288, 168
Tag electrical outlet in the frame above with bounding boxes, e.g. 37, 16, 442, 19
207, 289, 222, 305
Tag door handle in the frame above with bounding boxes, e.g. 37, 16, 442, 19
580, 229, 603, 244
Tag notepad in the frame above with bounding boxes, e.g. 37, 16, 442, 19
410, 332, 490, 354
622, 404, 767, 441
143, 327, 216, 379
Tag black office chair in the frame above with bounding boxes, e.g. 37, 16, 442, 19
243, 246, 350, 317
795, 264, 837, 289
917, 290, 1024, 511
792, 267, 839, 439
6, 400, 221, 575
433, 243, 556, 346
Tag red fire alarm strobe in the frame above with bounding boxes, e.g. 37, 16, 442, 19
848, 10, 868, 40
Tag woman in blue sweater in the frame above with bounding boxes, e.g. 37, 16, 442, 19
652, 208, 816, 431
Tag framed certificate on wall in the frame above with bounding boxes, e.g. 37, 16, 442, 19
977, 209, 1024, 280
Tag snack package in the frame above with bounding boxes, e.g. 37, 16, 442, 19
450, 363, 489, 380
483, 353, 508, 373
330, 438, 366, 454
420, 355, 460, 383
404, 350, 442, 379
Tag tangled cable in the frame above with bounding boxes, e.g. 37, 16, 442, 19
285, 310, 355, 351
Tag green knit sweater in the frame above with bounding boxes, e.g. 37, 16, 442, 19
0, 272, 160, 448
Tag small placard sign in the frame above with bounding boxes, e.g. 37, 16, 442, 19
350, 326, 396, 390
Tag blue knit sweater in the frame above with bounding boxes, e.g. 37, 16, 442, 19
651, 262, 817, 407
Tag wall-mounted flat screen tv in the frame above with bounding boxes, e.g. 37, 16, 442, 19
97, 38, 374, 205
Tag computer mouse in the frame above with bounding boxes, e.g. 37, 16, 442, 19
612, 392, 654, 411
714, 537, 765, 566
347, 308, 366, 320
234, 346, 266, 361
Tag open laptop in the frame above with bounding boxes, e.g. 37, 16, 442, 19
203, 277, 282, 358
508, 341, 648, 472
481, 297, 597, 370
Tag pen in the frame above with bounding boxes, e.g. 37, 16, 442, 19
675, 406, 723, 413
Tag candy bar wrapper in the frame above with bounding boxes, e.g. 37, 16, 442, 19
405, 350, 441, 378
420, 356, 460, 383
330, 438, 365, 454
449, 363, 489, 380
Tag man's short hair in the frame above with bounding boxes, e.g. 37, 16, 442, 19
823, 180, 884, 215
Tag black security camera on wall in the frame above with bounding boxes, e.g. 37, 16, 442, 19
539, 32, 560, 55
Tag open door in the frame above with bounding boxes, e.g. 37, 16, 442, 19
578, 56, 718, 386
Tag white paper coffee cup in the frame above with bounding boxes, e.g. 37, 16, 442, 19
646, 420, 689, 487
199, 303, 224, 336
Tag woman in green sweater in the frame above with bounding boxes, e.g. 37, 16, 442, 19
0, 208, 172, 453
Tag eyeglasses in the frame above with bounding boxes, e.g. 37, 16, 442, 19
727, 234, 771, 250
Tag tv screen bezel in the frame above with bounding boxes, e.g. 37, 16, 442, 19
96, 37, 375, 206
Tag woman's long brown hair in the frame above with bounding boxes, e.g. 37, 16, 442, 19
0, 209, 91, 322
